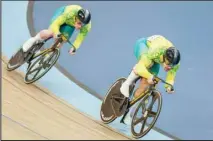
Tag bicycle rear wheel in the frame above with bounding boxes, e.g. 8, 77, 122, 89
7, 47, 26, 71
131, 90, 162, 139
100, 77, 135, 123
100, 78, 127, 124
7, 42, 45, 71
24, 48, 60, 84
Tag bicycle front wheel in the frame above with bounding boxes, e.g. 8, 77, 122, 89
131, 90, 162, 139
24, 48, 60, 84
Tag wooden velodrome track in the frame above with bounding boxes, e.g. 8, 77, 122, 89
1, 56, 133, 140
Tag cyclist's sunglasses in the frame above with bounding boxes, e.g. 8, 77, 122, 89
163, 56, 175, 67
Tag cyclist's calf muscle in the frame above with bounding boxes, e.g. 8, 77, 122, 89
22, 29, 53, 52
132, 63, 151, 98
39, 29, 54, 40
38, 29, 66, 47
134, 78, 150, 98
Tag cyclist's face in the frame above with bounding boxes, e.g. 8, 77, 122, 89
74, 17, 84, 29
163, 63, 172, 72
163, 58, 173, 71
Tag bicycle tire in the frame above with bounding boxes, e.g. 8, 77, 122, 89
131, 90, 162, 139
7, 47, 26, 71
100, 77, 127, 124
7, 42, 45, 71
24, 48, 60, 84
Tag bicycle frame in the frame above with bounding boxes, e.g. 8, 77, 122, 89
128, 76, 172, 108
129, 88, 153, 108
29, 38, 62, 62
28, 34, 75, 62
120, 76, 172, 122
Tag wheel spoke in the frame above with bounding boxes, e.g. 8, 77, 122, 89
32, 54, 54, 75
27, 57, 44, 77
140, 117, 148, 134
40, 53, 55, 69
32, 66, 43, 80
133, 117, 145, 126
28, 65, 42, 74
42, 53, 52, 64
148, 94, 158, 109
27, 56, 44, 74
148, 111, 157, 117
141, 101, 147, 113
112, 96, 125, 100
112, 96, 126, 105
46, 52, 55, 64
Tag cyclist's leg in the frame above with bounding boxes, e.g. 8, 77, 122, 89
120, 38, 148, 98
52, 24, 75, 49
133, 62, 160, 98
22, 30, 53, 52
127, 63, 160, 119
134, 78, 150, 98
22, 6, 66, 52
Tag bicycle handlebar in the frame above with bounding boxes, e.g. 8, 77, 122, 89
57, 34, 76, 50
153, 76, 174, 90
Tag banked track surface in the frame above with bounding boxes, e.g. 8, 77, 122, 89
1, 56, 133, 140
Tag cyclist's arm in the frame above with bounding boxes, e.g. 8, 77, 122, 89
135, 47, 163, 79
165, 63, 180, 88
134, 53, 155, 79
49, 14, 67, 35
72, 22, 91, 50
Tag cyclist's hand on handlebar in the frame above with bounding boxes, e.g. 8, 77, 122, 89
147, 75, 155, 84
69, 47, 76, 55
166, 86, 174, 94
54, 33, 62, 39
148, 75, 160, 84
